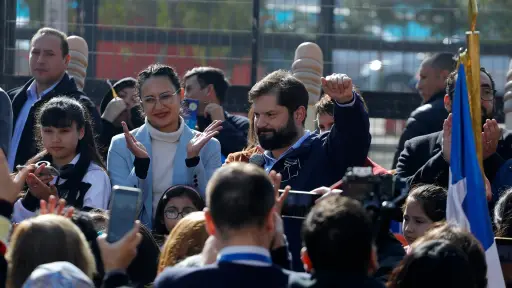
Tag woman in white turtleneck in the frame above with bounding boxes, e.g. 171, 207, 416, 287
107, 64, 222, 229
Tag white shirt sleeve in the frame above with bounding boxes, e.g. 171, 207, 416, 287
12, 199, 37, 223
82, 168, 112, 210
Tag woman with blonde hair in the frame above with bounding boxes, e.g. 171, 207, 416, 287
6, 214, 96, 288
158, 211, 209, 272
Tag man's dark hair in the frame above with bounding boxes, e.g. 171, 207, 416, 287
424, 52, 457, 73
248, 70, 309, 125
206, 163, 275, 237
184, 67, 229, 103
446, 66, 496, 100
302, 196, 373, 273
314, 95, 334, 116
31, 27, 69, 58
136, 64, 181, 98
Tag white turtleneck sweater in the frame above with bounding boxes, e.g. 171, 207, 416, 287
146, 118, 185, 216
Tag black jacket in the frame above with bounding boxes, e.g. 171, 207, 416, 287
0, 88, 12, 156
392, 91, 448, 169
9, 73, 102, 167
155, 262, 303, 288
267, 96, 371, 192
197, 112, 249, 157
396, 129, 512, 189
288, 271, 385, 288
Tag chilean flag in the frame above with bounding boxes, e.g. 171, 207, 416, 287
447, 64, 505, 287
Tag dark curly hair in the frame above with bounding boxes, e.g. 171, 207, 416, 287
446, 66, 496, 100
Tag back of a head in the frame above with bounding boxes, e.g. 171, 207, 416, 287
22, 261, 94, 288
7, 215, 96, 288
412, 222, 487, 288
495, 189, 512, 238
206, 162, 275, 236
424, 53, 456, 74
302, 195, 373, 273
158, 211, 208, 272
388, 240, 474, 288
184, 67, 229, 103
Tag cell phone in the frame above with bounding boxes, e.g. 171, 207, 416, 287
279, 190, 321, 218
107, 185, 142, 243
181, 98, 199, 129
496, 237, 512, 263
16, 161, 60, 177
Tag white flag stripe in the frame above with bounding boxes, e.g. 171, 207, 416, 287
487, 242, 506, 287
447, 176, 471, 231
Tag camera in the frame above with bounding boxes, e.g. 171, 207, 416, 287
341, 167, 409, 237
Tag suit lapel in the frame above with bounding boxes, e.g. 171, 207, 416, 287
11, 79, 34, 124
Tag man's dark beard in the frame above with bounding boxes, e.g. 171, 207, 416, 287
257, 116, 298, 151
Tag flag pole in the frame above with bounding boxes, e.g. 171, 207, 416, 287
460, 0, 483, 173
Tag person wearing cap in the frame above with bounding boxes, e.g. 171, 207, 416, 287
99, 77, 144, 158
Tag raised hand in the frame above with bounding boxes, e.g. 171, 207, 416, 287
26, 163, 58, 201
0, 150, 31, 203
187, 120, 223, 158
269, 170, 290, 215
97, 221, 142, 273
204, 103, 225, 121
102, 98, 127, 123
122, 121, 148, 159
482, 119, 500, 160
442, 113, 453, 163
321, 73, 354, 104
40, 195, 74, 218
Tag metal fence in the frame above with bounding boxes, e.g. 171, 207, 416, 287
1, 0, 511, 168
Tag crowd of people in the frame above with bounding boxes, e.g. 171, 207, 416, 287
1, 26, 512, 287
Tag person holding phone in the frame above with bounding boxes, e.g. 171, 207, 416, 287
108, 64, 222, 229
12, 97, 111, 223
98, 77, 144, 159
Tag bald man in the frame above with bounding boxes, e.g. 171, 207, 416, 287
392, 53, 456, 169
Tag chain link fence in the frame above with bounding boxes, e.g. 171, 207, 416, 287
1, 0, 512, 168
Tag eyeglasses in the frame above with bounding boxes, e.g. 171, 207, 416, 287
448, 86, 495, 101
164, 206, 196, 220
141, 88, 181, 109
480, 87, 496, 101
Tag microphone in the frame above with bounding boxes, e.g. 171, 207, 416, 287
249, 154, 266, 168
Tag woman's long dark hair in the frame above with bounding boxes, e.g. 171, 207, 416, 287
28, 96, 105, 171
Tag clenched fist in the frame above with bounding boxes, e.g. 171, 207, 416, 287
321, 73, 354, 104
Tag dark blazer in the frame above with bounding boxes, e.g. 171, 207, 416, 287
288, 271, 385, 288
155, 262, 305, 288
392, 91, 448, 169
197, 112, 249, 156
268, 95, 371, 191
0, 88, 12, 156
9, 73, 102, 167
396, 129, 512, 199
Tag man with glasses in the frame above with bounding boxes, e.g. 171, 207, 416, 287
396, 67, 512, 202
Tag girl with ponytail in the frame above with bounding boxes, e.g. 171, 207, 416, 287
12, 96, 111, 222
